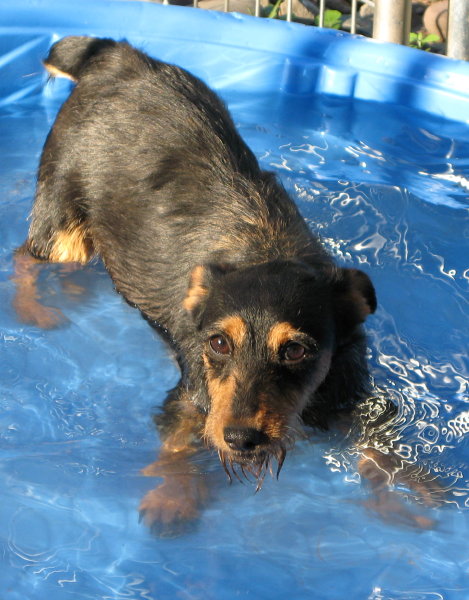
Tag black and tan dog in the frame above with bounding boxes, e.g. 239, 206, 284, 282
14, 37, 440, 535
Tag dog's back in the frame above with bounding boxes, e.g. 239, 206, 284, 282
28, 37, 330, 331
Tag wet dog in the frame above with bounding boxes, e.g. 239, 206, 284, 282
14, 37, 440, 535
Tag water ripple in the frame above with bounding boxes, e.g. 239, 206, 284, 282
1, 95, 468, 600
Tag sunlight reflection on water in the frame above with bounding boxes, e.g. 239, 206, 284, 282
1, 93, 468, 599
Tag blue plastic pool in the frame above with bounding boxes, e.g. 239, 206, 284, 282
1, 1, 468, 599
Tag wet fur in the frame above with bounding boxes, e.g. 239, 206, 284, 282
14, 37, 440, 535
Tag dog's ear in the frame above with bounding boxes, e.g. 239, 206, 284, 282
183, 263, 233, 322
333, 268, 377, 338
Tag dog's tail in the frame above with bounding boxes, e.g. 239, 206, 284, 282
43, 36, 118, 82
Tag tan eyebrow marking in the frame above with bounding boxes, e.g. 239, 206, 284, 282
267, 321, 302, 354
216, 315, 248, 348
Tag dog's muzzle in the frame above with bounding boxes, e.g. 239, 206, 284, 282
218, 426, 287, 489
223, 426, 269, 452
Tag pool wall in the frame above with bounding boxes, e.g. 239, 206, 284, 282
1, 0, 469, 122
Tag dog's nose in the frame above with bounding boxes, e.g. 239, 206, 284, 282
223, 427, 268, 452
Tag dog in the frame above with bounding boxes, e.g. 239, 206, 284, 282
13, 36, 441, 535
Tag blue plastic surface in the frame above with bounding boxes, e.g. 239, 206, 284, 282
2, 0, 469, 121
0, 1, 468, 599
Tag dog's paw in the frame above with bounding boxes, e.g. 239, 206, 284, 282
139, 477, 206, 538
61, 280, 87, 299
358, 451, 440, 530
13, 296, 67, 329
407, 475, 447, 508
362, 490, 436, 530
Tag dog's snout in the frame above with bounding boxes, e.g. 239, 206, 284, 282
223, 426, 269, 452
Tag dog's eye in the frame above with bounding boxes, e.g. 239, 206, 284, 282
209, 334, 231, 356
282, 342, 306, 363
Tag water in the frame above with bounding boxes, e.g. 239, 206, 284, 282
0, 84, 468, 599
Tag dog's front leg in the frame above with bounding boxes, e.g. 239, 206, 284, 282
139, 398, 208, 537
346, 397, 444, 529
139, 451, 209, 537
358, 446, 444, 529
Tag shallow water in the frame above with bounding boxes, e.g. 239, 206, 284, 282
0, 83, 468, 600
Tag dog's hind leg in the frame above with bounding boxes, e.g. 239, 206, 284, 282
13, 166, 95, 327
12, 244, 65, 329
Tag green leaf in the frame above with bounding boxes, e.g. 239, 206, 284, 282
323, 9, 342, 29
423, 33, 441, 44
315, 9, 342, 30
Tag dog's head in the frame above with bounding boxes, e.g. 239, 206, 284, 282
183, 259, 376, 483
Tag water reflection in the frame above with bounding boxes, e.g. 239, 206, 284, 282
234, 119, 469, 517
1, 95, 468, 599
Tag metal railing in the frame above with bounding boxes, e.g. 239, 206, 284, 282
174, 0, 469, 61
372, 0, 468, 61
447, 0, 469, 60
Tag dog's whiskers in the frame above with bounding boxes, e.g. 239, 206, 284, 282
240, 464, 257, 484
230, 460, 245, 484
218, 449, 233, 484
254, 458, 269, 493
217, 443, 288, 490
275, 446, 287, 479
